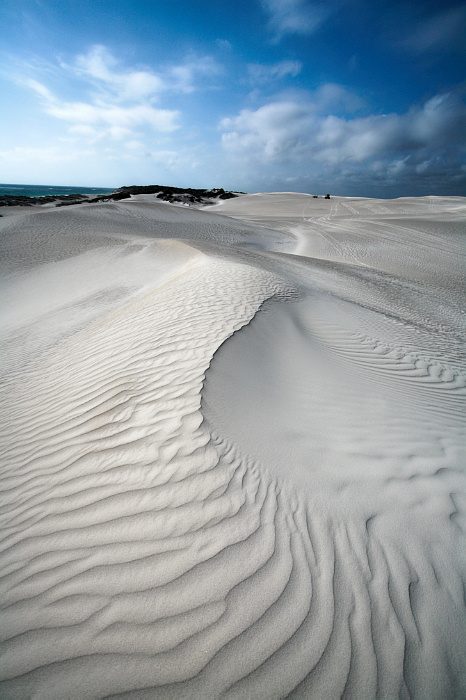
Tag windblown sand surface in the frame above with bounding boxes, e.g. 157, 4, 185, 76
0, 193, 465, 698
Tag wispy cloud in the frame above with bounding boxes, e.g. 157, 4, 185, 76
24, 75, 180, 141
0, 145, 90, 165
73, 45, 164, 101
168, 55, 223, 94
216, 39, 232, 51
25, 77, 55, 101
260, 0, 337, 40
49, 102, 179, 133
17, 46, 225, 143
399, 4, 466, 54
247, 60, 302, 84
71, 45, 222, 99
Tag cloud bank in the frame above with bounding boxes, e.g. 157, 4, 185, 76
220, 90, 466, 194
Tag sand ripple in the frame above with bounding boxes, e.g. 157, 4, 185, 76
0, 196, 465, 698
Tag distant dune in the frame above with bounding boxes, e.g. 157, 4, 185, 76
0, 193, 465, 698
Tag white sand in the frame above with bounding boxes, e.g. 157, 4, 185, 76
0, 194, 465, 698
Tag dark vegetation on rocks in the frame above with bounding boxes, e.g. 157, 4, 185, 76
0, 193, 87, 207
0, 186, 242, 208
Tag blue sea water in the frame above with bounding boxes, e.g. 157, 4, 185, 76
0, 183, 115, 198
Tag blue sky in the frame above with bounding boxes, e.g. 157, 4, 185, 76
1, 0, 465, 196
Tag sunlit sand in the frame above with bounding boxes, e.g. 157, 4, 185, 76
1, 193, 465, 698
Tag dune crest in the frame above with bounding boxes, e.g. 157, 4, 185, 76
1, 194, 465, 698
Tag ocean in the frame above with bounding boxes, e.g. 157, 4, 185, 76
0, 183, 115, 198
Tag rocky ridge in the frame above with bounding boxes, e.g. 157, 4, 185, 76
0, 185, 240, 208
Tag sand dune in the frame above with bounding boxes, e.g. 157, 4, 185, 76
1, 194, 465, 698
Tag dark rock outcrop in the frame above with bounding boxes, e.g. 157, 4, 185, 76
0, 186, 241, 208
109, 185, 239, 205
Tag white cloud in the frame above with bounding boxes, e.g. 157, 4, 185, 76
124, 139, 146, 151
68, 124, 100, 138
20, 47, 188, 143
247, 60, 302, 84
47, 101, 179, 133
168, 55, 223, 94
17, 46, 229, 146
260, 0, 336, 39
221, 101, 314, 160
25, 78, 55, 101
71, 46, 223, 100
72, 46, 223, 98
6, 45, 233, 188
74, 45, 164, 101
220, 83, 365, 164
22, 45, 222, 143
148, 150, 181, 167
219, 89, 466, 192
307, 83, 363, 113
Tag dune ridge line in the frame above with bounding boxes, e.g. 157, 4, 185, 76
0, 192, 465, 698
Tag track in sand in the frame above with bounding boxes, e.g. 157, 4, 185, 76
0, 194, 465, 698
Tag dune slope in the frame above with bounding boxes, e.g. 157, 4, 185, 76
0, 194, 465, 698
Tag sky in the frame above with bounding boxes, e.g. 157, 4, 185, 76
1, 0, 465, 197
